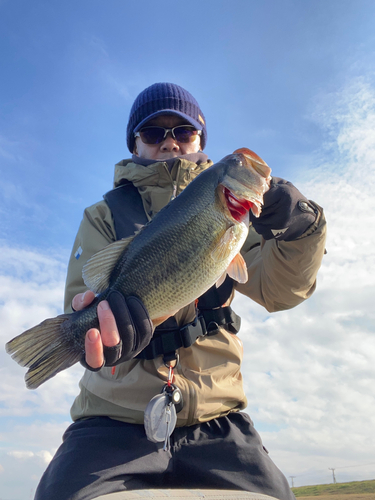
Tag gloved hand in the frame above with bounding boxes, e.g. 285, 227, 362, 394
105, 291, 154, 365
250, 177, 318, 241
80, 291, 154, 370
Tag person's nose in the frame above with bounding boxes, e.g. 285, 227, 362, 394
161, 133, 180, 152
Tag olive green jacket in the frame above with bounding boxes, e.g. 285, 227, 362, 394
66, 157, 326, 426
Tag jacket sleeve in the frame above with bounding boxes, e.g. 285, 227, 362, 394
64, 201, 116, 313
235, 202, 327, 312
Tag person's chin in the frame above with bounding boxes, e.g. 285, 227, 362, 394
155, 153, 180, 160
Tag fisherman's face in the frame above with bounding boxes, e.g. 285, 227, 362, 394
134, 115, 202, 160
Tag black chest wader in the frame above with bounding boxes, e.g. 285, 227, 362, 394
103, 183, 241, 363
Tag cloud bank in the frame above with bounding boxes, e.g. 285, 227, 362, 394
234, 76, 375, 486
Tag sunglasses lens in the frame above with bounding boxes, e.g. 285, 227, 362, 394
173, 126, 199, 143
139, 127, 165, 144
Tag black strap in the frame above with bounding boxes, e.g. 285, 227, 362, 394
201, 305, 241, 335
103, 183, 148, 239
136, 306, 241, 361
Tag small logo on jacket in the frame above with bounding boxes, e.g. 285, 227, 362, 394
271, 228, 288, 238
75, 246, 83, 260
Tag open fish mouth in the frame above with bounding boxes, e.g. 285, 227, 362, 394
222, 186, 253, 222
219, 147, 271, 218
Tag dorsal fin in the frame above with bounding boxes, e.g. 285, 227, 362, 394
82, 236, 134, 293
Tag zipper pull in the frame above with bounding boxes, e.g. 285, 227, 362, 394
171, 181, 177, 201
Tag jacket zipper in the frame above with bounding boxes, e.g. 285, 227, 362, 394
171, 181, 177, 201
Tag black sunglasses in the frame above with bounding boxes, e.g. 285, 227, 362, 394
134, 125, 201, 145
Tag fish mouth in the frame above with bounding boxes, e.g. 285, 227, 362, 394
219, 148, 271, 219
223, 186, 253, 222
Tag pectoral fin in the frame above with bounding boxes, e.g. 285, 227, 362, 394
211, 226, 239, 262
82, 236, 134, 293
226, 253, 248, 284
211, 227, 248, 284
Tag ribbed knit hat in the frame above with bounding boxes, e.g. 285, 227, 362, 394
126, 82, 207, 153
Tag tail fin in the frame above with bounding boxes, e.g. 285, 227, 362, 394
6, 314, 82, 389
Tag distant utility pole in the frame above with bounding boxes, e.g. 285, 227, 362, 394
329, 468, 337, 484
289, 476, 296, 488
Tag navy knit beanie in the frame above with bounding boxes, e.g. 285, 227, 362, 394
126, 82, 207, 153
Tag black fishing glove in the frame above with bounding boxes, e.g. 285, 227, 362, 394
81, 292, 154, 371
250, 177, 318, 241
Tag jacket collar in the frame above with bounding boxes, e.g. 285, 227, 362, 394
130, 152, 209, 169
113, 154, 213, 219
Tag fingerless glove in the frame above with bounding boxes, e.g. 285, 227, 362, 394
81, 292, 154, 370
250, 177, 317, 241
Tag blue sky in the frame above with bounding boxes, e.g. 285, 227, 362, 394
1, 1, 375, 498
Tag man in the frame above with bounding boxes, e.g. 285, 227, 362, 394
34, 83, 326, 500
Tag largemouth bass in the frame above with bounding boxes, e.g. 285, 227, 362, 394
6, 148, 271, 389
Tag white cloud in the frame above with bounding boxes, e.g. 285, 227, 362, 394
0, 244, 84, 416
7, 450, 34, 460
4, 420, 65, 461
1, 441, 59, 499
233, 77, 375, 485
